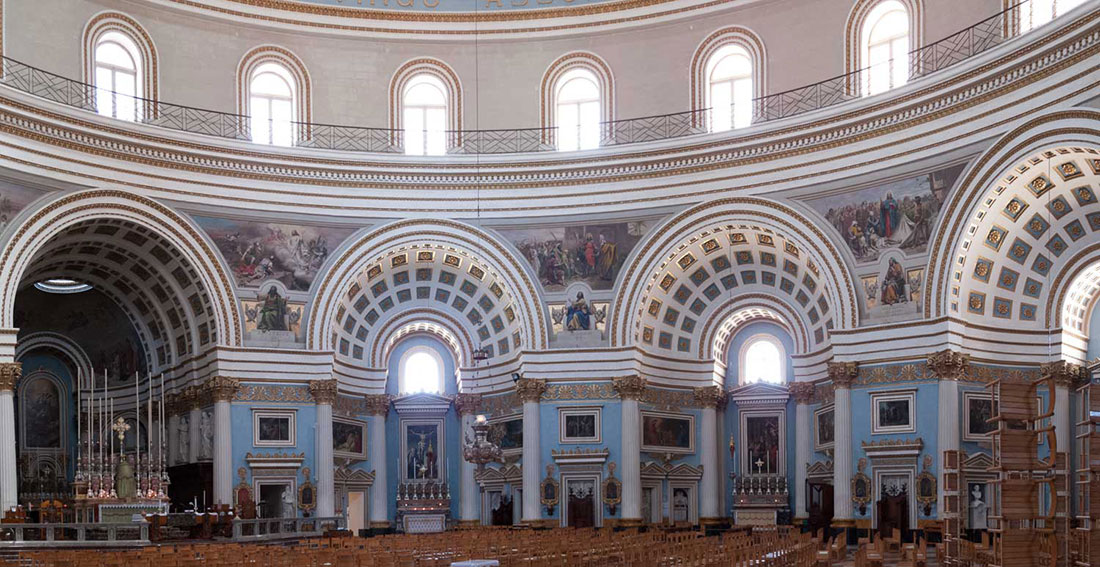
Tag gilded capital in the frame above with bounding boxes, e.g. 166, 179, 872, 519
0, 362, 22, 392
309, 379, 339, 405
612, 375, 647, 400
183, 385, 205, 410
692, 385, 726, 409
927, 349, 970, 381
1041, 360, 1088, 389
454, 393, 483, 416
515, 378, 547, 403
205, 376, 240, 403
789, 382, 816, 405
363, 394, 392, 417
827, 362, 859, 389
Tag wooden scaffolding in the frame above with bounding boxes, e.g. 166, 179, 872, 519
1075, 378, 1099, 567
942, 448, 966, 567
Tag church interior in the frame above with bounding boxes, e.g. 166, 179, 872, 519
0, 0, 1097, 565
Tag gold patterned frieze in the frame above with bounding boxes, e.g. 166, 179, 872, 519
308, 379, 339, 405
543, 383, 616, 401
234, 384, 313, 403
641, 387, 697, 411
0, 362, 21, 392
479, 392, 519, 417
813, 383, 835, 405
335, 395, 367, 416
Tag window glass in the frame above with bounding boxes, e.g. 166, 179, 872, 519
93, 33, 141, 121
402, 350, 442, 394
862, 2, 909, 96
556, 70, 601, 151
403, 75, 448, 156
1020, 0, 1085, 32
743, 339, 783, 385
707, 46, 753, 131
249, 63, 295, 146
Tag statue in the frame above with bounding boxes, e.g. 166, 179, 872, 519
115, 455, 137, 500
199, 411, 213, 460
565, 292, 592, 331
257, 286, 288, 332
177, 415, 190, 463
282, 488, 296, 518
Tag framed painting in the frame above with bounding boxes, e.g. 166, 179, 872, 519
488, 414, 524, 455
871, 390, 916, 434
641, 411, 694, 454
962, 392, 996, 441
401, 419, 444, 482
814, 405, 835, 452
20, 375, 63, 449
559, 407, 602, 444
253, 409, 296, 447
333, 416, 367, 460
740, 410, 785, 475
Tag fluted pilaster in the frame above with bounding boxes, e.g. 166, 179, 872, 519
928, 350, 968, 514
0, 362, 21, 511
364, 394, 390, 528
310, 379, 339, 517
828, 362, 857, 524
455, 393, 483, 524
789, 382, 816, 520
615, 376, 647, 525
204, 377, 239, 506
516, 378, 546, 524
1043, 361, 1087, 451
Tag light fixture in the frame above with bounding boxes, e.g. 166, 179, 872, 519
34, 278, 93, 294
472, 346, 490, 362
511, 372, 522, 383
463, 412, 502, 471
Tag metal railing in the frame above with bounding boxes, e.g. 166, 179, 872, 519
231, 516, 345, 540
0, 522, 150, 547
752, 0, 1044, 122
0, 0, 1076, 154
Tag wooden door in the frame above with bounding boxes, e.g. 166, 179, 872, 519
807, 481, 834, 534
347, 491, 365, 534
877, 492, 909, 539
490, 493, 513, 526
567, 480, 596, 528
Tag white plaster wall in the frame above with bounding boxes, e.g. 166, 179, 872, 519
4, 0, 999, 129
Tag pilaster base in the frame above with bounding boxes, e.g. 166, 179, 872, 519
369, 521, 392, 529
455, 520, 481, 529
698, 517, 725, 526
615, 517, 644, 528
831, 519, 855, 528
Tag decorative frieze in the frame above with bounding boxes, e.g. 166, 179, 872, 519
204, 376, 240, 403
234, 384, 312, 403
1041, 360, 1088, 388
827, 362, 859, 389
543, 383, 616, 401
363, 394, 392, 417
692, 385, 725, 409
308, 379, 339, 405
927, 350, 970, 381
789, 382, 816, 405
515, 378, 548, 403
0, 362, 22, 392
454, 393, 483, 416
613, 375, 647, 400
479, 392, 519, 417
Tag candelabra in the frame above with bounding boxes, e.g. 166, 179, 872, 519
462, 414, 503, 471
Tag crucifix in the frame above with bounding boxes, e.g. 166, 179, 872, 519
754, 457, 765, 474
112, 417, 131, 457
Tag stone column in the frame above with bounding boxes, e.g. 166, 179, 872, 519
186, 387, 202, 465
455, 393, 483, 527
829, 362, 858, 528
0, 363, 21, 511
695, 385, 726, 525
310, 379, 338, 518
928, 349, 968, 513
1043, 361, 1085, 452
614, 376, 647, 527
206, 376, 239, 507
790, 382, 816, 522
364, 394, 391, 529
516, 378, 547, 525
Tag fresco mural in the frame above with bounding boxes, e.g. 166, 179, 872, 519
807, 163, 966, 263
193, 215, 356, 291
498, 219, 655, 292
15, 287, 147, 384
243, 287, 304, 340
0, 181, 49, 233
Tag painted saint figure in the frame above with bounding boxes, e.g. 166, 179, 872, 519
258, 286, 288, 332
880, 258, 908, 305
566, 292, 592, 331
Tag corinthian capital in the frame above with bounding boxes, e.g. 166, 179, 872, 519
927, 349, 970, 381
693, 385, 726, 409
612, 375, 648, 400
363, 394, 392, 416
309, 379, 339, 405
0, 362, 22, 392
454, 393, 483, 416
515, 378, 548, 403
205, 376, 240, 403
1041, 360, 1088, 389
827, 362, 859, 389
789, 382, 816, 405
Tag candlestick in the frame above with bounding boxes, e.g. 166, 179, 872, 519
110, 398, 114, 457
76, 368, 81, 480
135, 372, 140, 471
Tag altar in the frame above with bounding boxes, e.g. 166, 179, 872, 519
71, 498, 169, 523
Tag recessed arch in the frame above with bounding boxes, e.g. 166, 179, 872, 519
15, 332, 94, 382
236, 45, 312, 142
689, 26, 767, 127
540, 51, 615, 141
82, 11, 159, 107
389, 58, 463, 150
844, 0, 923, 91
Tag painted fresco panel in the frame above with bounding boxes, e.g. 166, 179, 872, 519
0, 181, 48, 234
22, 377, 61, 448
193, 215, 355, 291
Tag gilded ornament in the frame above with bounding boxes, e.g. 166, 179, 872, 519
205, 376, 240, 403
926, 349, 969, 381
309, 379, 339, 405
788, 382, 816, 405
515, 378, 548, 403
827, 362, 858, 388
363, 394, 392, 416
613, 375, 647, 400
0, 362, 21, 392
454, 393, 483, 416
1041, 360, 1088, 388
692, 385, 725, 408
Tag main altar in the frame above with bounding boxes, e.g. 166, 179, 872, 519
392, 393, 454, 533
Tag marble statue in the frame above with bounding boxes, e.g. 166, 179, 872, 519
282, 488, 296, 518
177, 415, 190, 463
115, 456, 136, 500
200, 411, 213, 459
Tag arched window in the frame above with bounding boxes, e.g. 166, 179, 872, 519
555, 69, 601, 151
706, 45, 753, 131
93, 31, 142, 121
403, 74, 448, 156
399, 346, 444, 395
249, 63, 296, 146
1017, 0, 1086, 33
739, 335, 785, 385
861, 1, 910, 96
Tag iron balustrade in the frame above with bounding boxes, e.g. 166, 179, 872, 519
0, 0, 1079, 153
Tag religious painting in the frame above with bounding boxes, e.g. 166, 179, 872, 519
963, 392, 996, 441
0, 181, 48, 233
551, 298, 609, 334
907, 268, 924, 305
559, 407, 601, 444
193, 215, 356, 291
333, 417, 367, 460
742, 413, 782, 475
14, 287, 147, 385
807, 162, 966, 263
403, 421, 442, 481
641, 411, 694, 454
814, 405, 834, 452
20, 375, 62, 448
862, 275, 879, 310
871, 390, 916, 434
488, 415, 523, 453
880, 258, 908, 306
498, 219, 656, 292
243, 286, 304, 339
253, 409, 296, 447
